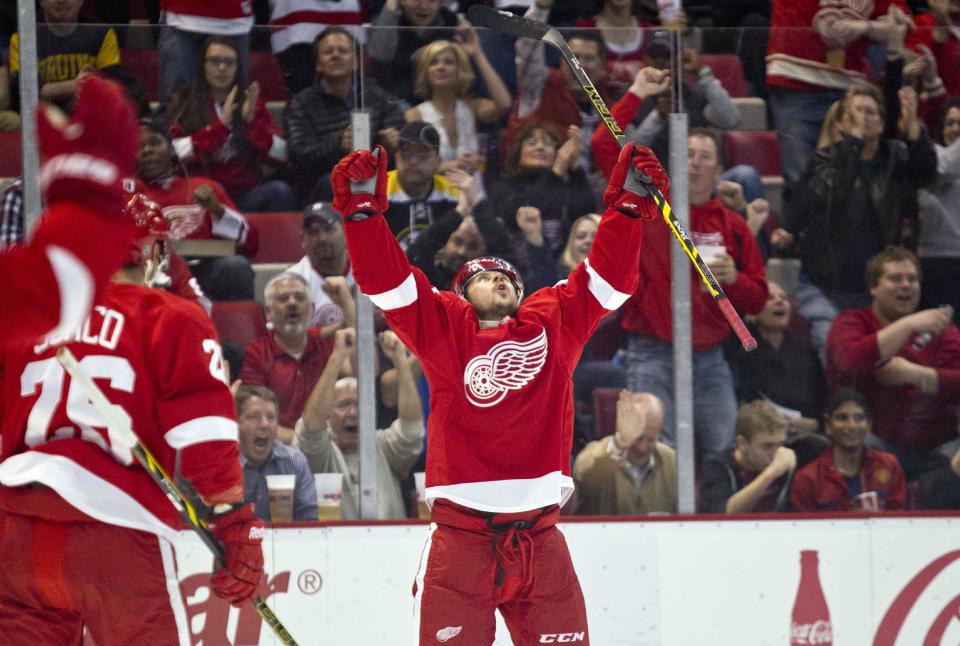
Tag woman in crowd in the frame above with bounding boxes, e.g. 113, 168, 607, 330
405, 30, 512, 184
790, 389, 907, 512
167, 37, 297, 212
488, 121, 597, 256
574, 0, 659, 62
559, 213, 601, 274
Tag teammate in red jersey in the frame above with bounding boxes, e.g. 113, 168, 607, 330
0, 195, 264, 643
0, 74, 140, 343
332, 142, 667, 645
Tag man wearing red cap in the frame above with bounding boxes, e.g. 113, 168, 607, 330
331, 141, 667, 644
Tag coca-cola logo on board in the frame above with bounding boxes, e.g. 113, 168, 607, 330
791, 620, 833, 645
874, 549, 960, 646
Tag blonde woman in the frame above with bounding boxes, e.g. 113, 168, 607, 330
405, 25, 512, 178
559, 213, 601, 273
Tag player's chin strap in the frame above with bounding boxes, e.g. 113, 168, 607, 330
55, 347, 300, 646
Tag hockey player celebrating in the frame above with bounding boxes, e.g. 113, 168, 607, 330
1, 73, 139, 343
332, 141, 667, 644
0, 186, 264, 643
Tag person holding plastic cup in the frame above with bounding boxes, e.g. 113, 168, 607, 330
236, 385, 318, 521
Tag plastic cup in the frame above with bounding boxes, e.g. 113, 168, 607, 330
314, 473, 343, 521
266, 474, 296, 522
698, 244, 726, 262
414, 472, 430, 520
852, 491, 879, 512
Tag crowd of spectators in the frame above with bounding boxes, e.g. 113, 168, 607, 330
2, 0, 959, 519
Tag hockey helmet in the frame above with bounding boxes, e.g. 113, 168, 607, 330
451, 256, 524, 302
124, 193, 171, 288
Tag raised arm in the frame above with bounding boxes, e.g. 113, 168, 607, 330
332, 147, 458, 364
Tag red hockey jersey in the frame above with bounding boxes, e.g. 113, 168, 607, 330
135, 174, 259, 257
0, 202, 133, 343
161, 0, 253, 36
345, 206, 649, 513
0, 283, 241, 541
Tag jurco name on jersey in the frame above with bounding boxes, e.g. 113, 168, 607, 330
32, 306, 124, 355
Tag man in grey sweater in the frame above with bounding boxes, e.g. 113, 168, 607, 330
294, 327, 425, 519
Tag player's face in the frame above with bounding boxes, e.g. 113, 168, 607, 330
237, 396, 278, 465
302, 220, 345, 269
440, 218, 485, 271
330, 386, 359, 450
315, 33, 357, 80
870, 260, 920, 323
755, 282, 790, 332
465, 271, 520, 321
626, 407, 663, 467
267, 278, 312, 336
137, 128, 175, 181
825, 401, 870, 452
737, 427, 787, 473
204, 43, 239, 92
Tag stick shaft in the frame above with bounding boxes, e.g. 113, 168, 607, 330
467, 5, 756, 351
55, 347, 300, 646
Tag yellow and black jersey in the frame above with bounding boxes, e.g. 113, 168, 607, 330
9, 24, 121, 86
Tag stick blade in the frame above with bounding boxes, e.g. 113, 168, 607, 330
466, 5, 551, 39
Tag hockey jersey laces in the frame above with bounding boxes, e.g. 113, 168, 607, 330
488, 518, 536, 588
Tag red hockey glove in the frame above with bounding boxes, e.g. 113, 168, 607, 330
37, 74, 138, 218
207, 504, 265, 606
331, 145, 388, 219
602, 142, 669, 219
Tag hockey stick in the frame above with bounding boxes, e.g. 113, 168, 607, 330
467, 5, 757, 351
55, 347, 299, 646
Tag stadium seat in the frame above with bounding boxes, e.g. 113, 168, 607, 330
592, 387, 621, 438
210, 300, 266, 348
723, 130, 782, 177
586, 311, 625, 361
733, 97, 768, 130
246, 211, 303, 264
699, 54, 748, 98
122, 48, 160, 101
0, 131, 23, 178
250, 51, 289, 101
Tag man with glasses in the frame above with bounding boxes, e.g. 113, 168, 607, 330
826, 246, 960, 481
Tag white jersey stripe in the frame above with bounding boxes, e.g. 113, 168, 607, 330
412, 522, 437, 643
164, 416, 238, 449
46, 245, 94, 339
0, 452, 177, 542
425, 471, 574, 514
583, 259, 631, 311
158, 537, 192, 646
368, 272, 418, 311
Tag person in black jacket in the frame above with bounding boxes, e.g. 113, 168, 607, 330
283, 27, 406, 204
772, 83, 937, 356
487, 121, 597, 258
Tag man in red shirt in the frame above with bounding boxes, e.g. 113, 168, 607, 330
332, 142, 667, 645
617, 128, 768, 459
791, 388, 907, 511
239, 272, 340, 443
826, 246, 959, 480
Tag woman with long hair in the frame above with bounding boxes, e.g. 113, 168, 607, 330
167, 37, 297, 212
488, 121, 597, 256
405, 27, 512, 179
